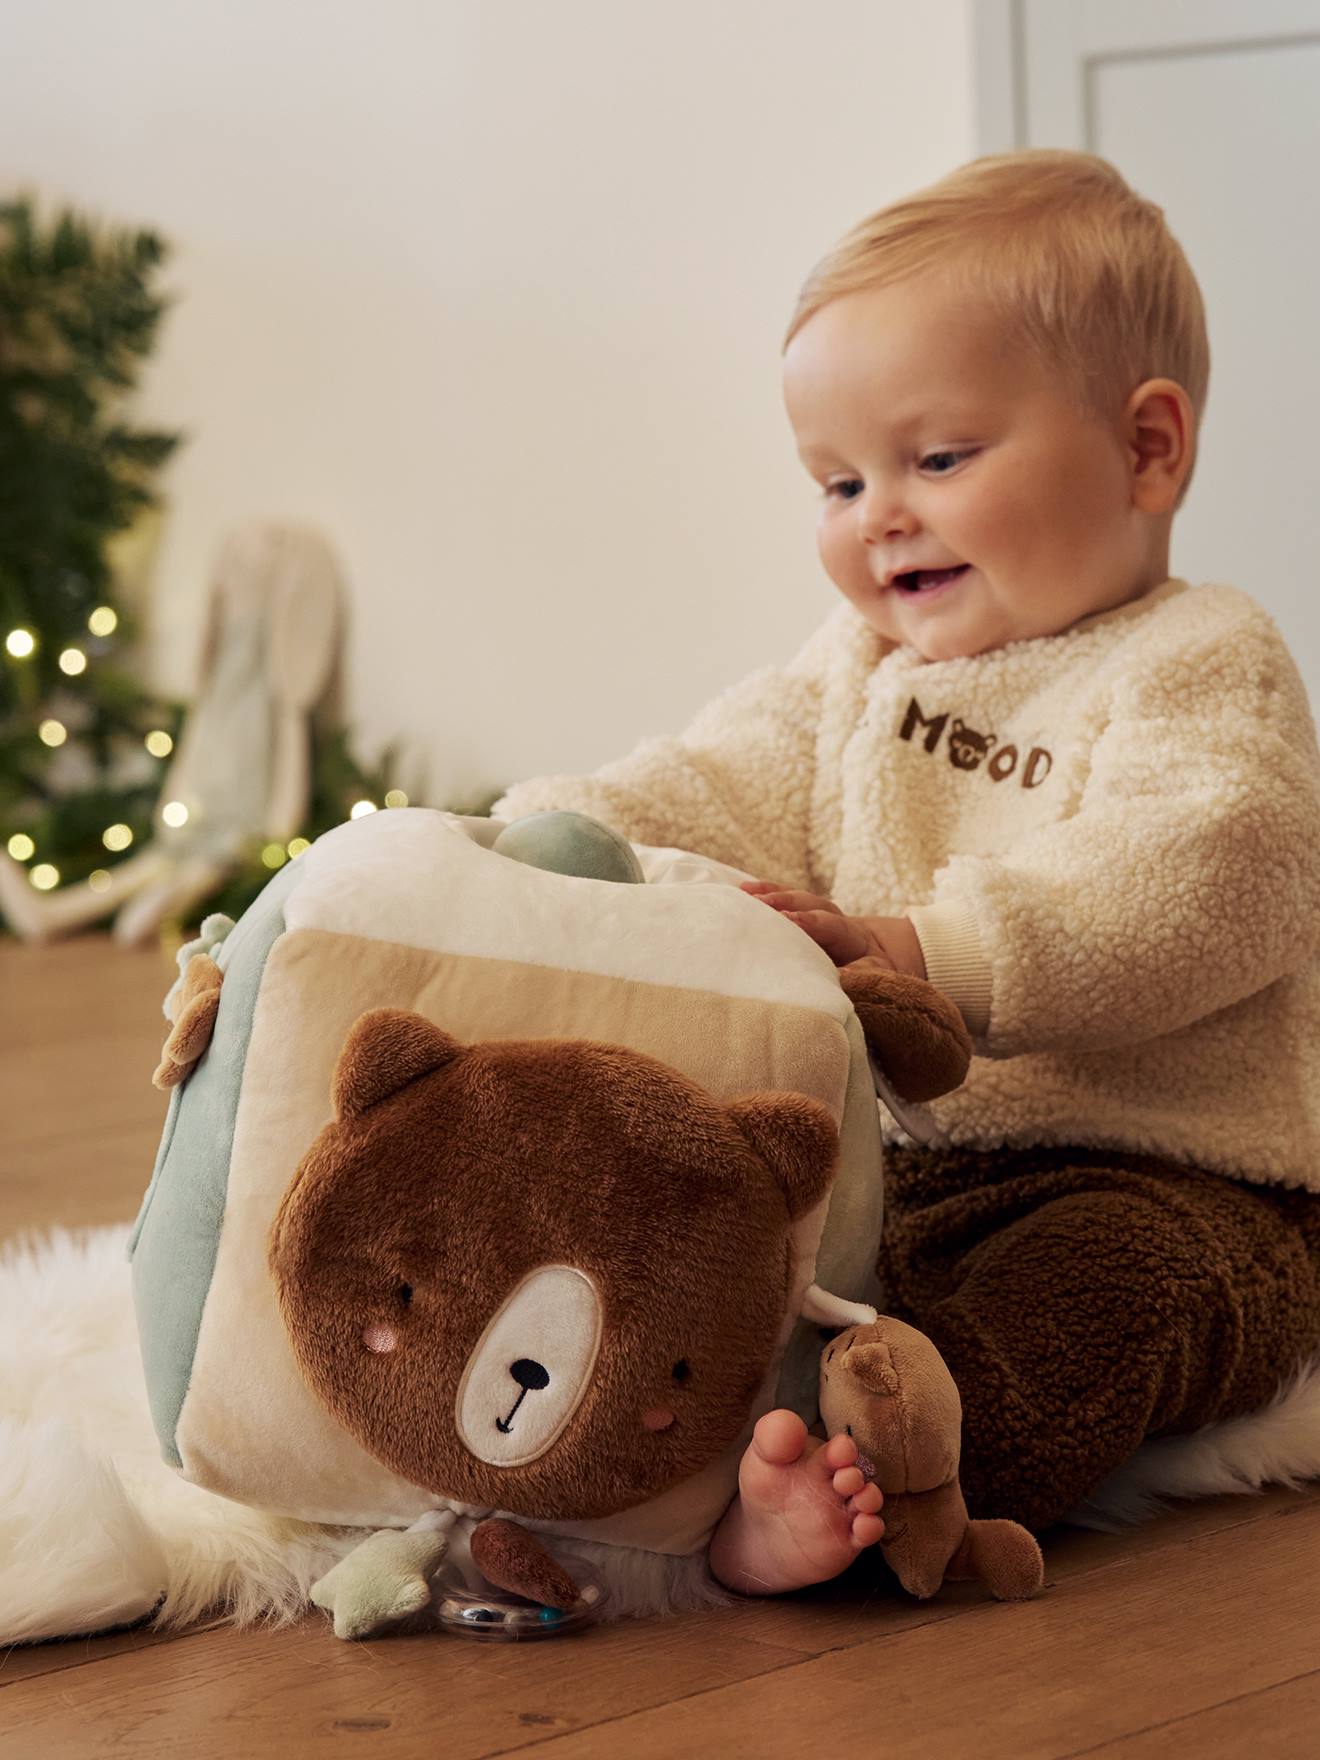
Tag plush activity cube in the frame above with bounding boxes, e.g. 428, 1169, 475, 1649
131, 809, 964, 1627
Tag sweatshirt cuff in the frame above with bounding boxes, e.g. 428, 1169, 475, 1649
905, 899, 992, 1038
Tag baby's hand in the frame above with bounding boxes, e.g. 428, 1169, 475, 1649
740, 881, 927, 980
740, 881, 885, 967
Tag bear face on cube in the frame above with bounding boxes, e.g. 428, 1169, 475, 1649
269, 1008, 838, 1521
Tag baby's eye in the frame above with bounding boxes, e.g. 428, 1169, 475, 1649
823, 478, 863, 501
920, 449, 974, 475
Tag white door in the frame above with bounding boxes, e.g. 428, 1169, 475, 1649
973, 0, 1320, 708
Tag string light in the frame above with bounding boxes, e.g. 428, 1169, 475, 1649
88, 869, 112, 893
31, 863, 60, 890
58, 647, 87, 676
161, 801, 189, 828
6, 629, 37, 659
7, 834, 35, 861
87, 606, 118, 637
350, 800, 377, 818
384, 789, 409, 808
38, 719, 68, 747
103, 823, 133, 851
261, 842, 287, 869
145, 730, 173, 757
287, 837, 310, 858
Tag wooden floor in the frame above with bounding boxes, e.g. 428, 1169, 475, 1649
3, 935, 1319, 1759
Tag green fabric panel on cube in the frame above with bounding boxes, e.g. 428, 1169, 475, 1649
130, 857, 306, 1467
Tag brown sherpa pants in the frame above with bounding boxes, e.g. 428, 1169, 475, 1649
879, 1144, 1320, 1533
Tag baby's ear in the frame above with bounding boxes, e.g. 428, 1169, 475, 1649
726, 1093, 838, 1220
332, 1008, 464, 1120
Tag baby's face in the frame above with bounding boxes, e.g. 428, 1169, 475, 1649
783, 275, 1163, 661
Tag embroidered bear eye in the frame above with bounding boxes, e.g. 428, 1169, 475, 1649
397, 1283, 413, 1307
671, 1359, 691, 1383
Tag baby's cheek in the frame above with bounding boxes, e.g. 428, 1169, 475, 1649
363, 1323, 399, 1353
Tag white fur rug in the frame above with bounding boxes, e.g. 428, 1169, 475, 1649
3, 1225, 1319, 1645
0, 1226, 360, 1644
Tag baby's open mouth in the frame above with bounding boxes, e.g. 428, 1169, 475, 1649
893, 565, 971, 593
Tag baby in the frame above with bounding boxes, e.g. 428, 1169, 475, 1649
495, 150, 1320, 1596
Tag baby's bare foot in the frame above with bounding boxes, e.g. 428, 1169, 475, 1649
708, 1409, 884, 1596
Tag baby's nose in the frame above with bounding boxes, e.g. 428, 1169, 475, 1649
858, 488, 916, 543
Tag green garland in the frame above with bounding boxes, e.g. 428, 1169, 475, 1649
1, 195, 453, 937
0, 194, 181, 884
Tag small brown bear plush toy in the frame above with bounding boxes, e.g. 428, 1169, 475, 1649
819, 1317, 1044, 1602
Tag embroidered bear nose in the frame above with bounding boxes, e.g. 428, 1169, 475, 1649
496, 1358, 553, 1433
510, 1358, 550, 1392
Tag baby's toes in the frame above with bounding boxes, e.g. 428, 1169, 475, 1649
832, 1464, 866, 1499
851, 1510, 885, 1549
821, 1431, 860, 1473
750, 1408, 810, 1468
849, 1481, 883, 1516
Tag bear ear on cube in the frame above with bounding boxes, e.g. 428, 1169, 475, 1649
840, 963, 972, 1104
725, 1092, 838, 1221
152, 953, 225, 1091
332, 1008, 465, 1121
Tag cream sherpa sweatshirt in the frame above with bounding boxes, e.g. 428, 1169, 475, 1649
494, 578, 1320, 1191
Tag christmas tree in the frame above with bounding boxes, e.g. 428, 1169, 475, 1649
0, 195, 183, 901
0, 196, 416, 937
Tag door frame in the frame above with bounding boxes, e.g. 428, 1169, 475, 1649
972, 0, 1320, 154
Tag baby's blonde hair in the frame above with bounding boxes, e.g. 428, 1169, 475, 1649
785, 150, 1209, 503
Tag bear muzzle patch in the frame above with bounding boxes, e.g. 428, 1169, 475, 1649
455, 1265, 604, 1467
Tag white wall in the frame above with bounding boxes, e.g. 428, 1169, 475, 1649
2, 1, 974, 806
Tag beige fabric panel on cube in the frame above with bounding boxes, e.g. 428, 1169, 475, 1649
176, 927, 861, 1553
283, 806, 855, 1025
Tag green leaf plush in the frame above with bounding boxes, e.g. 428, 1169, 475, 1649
310, 1524, 452, 1639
